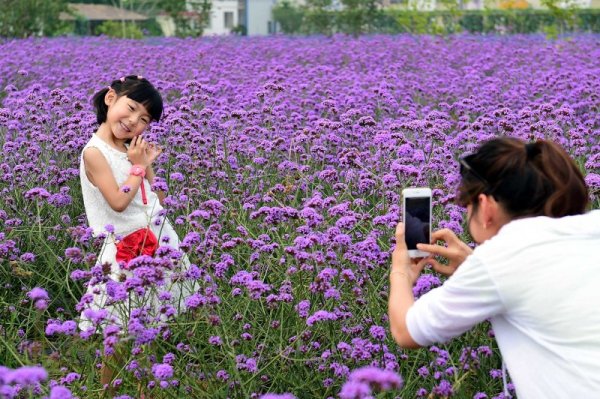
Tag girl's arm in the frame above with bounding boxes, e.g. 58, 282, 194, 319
145, 165, 166, 206
83, 147, 145, 212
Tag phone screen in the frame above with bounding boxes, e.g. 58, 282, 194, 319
404, 197, 431, 250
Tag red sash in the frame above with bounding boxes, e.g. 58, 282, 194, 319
115, 227, 158, 268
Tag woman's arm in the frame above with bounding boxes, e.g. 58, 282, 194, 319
388, 223, 429, 349
390, 224, 504, 348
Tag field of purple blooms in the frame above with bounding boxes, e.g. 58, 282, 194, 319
0, 34, 599, 399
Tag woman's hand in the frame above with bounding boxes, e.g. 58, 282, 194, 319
391, 223, 428, 285
416, 229, 473, 276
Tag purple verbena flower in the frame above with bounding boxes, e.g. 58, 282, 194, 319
152, 363, 174, 380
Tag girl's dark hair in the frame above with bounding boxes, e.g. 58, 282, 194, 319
92, 75, 163, 125
457, 137, 589, 218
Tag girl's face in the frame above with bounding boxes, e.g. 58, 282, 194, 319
105, 91, 151, 141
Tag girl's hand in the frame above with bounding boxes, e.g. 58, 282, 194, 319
391, 223, 428, 285
146, 142, 162, 165
416, 229, 473, 276
127, 136, 151, 167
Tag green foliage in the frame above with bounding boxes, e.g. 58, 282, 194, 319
67, 0, 113, 3
337, 0, 382, 36
436, 0, 464, 33
0, 0, 70, 37
159, 0, 212, 37
456, 8, 600, 34
303, 0, 335, 35
96, 20, 144, 39
577, 8, 600, 31
273, 0, 305, 34
231, 24, 247, 35
270, 2, 600, 36
542, 22, 560, 38
541, 0, 578, 33
394, 10, 448, 34
383, 8, 600, 35
304, 9, 335, 35
140, 18, 166, 36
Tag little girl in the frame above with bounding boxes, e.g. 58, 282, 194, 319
78, 75, 193, 390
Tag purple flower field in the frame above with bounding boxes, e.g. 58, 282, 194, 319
0, 35, 599, 398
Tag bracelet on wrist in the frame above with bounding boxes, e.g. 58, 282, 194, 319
129, 164, 146, 178
389, 270, 408, 279
129, 165, 148, 205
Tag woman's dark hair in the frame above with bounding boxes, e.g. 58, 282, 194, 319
457, 137, 589, 218
92, 75, 163, 125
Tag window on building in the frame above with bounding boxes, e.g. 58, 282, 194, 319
224, 11, 234, 29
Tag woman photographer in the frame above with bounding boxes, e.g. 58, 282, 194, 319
388, 137, 600, 398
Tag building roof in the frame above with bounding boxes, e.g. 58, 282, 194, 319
60, 3, 149, 21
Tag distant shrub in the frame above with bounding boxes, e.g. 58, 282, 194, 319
96, 20, 144, 39
273, 6, 600, 35
273, 0, 305, 34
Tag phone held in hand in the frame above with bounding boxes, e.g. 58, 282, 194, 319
402, 187, 432, 258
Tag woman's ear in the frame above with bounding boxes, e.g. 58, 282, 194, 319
477, 194, 493, 227
478, 194, 501, 229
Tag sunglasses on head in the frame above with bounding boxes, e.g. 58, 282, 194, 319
459, 154, 492, 189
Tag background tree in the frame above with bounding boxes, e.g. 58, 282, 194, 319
272, 0, 305, 34
437, 0, 464, 34
159, 0, 212, 37
541, 0, 578, 35
304, 0, 335, 35
337, 0, 382, 36
0, 0, 70, 37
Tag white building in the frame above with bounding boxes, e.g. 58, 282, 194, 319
244, 0, 279, 35
157, 0, 239, 36
204, 0, 239, 35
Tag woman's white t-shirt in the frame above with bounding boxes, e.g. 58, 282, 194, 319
406, 211, 600, 398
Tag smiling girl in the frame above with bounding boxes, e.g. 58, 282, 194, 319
78, 75, 193, 394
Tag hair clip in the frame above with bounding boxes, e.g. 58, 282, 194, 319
137, 75, 143, 79
120, 77, 125, 82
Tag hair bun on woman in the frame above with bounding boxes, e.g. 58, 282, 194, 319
457, 137, 588, 219
525, 142, 541, 160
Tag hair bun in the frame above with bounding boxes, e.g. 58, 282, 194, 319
525, 142, 541, 160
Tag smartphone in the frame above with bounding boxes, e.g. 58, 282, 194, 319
402, 187, 432, 258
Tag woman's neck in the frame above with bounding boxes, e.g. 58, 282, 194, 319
96, 124, 127, 152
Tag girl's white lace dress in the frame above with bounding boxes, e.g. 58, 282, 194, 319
78, 134, 194, 331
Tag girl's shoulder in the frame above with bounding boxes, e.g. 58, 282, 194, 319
83, 134, 106, 149
81, 134, 103, 153
82, 135, 128, 161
